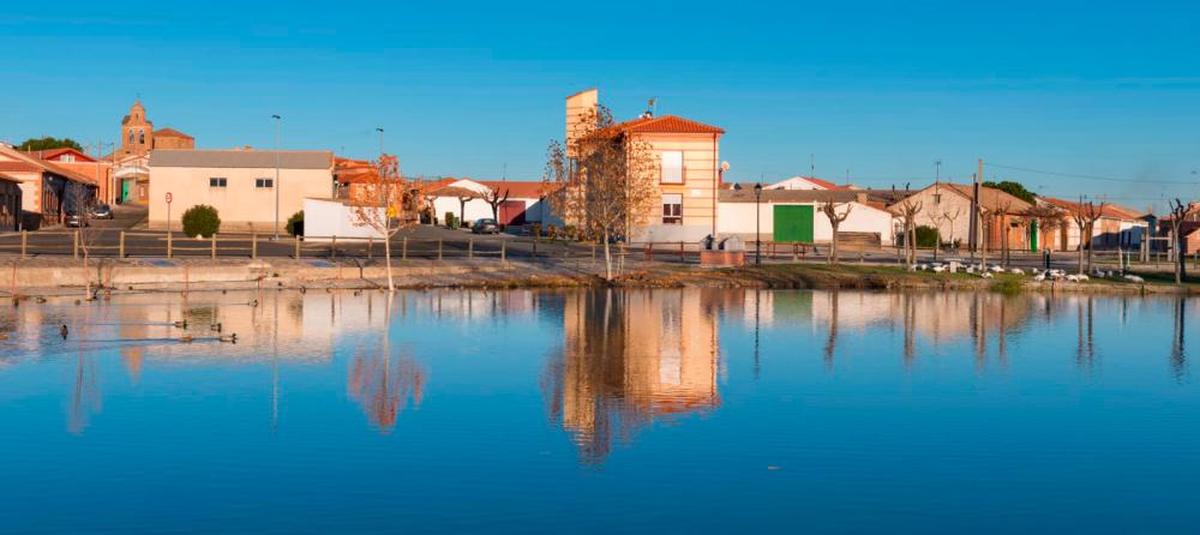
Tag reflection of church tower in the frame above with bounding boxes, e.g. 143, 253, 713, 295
120, 100, 154, 156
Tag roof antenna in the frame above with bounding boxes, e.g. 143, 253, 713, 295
647, 98, 657, 118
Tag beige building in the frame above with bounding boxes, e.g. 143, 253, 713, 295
148, 149, 334, 232
565, 89, 725, 242
890, 182, 1033, 251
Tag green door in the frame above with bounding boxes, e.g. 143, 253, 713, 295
1029, 220, 1039, 251
773, 205, 814, 243
121, 180, 131, 203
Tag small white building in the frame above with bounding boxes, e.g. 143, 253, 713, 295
427, 178, 558, 227
302, 198, 385, 242
718, 188, 895, 246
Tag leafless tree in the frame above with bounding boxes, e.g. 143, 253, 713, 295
894, 192, 923, 267
994, 200, 1014, 266
350, 154, 414, 292
482, 185, 510, 223
1168, 198, 1195, 284
1070, 201, 1106, 274
543, 105, 657, 279
66, 185, 101, 300
942, 207, 962, 251
820, 200, 852, 264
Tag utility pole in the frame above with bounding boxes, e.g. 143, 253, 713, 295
272, 114, 282, 239
969, 158, 983, 259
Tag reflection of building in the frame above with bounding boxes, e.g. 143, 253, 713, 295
547, 289, 720, 463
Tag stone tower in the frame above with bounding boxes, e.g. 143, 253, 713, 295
120, 100, 154, 156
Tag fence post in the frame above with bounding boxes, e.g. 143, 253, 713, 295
20, 230, 27, 259
251, 233, 257, 259
679, 241, 685, 262
468, 239, 474, 259
119, 231, 126, 259
331, 235, 337, 259
368, 236, 373, 260
167, 231, 173, 259
211, 234, 217, 260
501, 240, 506, 262
437, 239, 443, 261
646, 242, 653, 261
532, 236, 538, 258
402, 237, 408, 260
73, 230, 79, 260
294, 236, 301, 259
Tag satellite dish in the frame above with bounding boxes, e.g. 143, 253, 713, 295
720, 161, 731, 172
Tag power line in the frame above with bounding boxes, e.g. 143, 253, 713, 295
989, 162, 1198, 185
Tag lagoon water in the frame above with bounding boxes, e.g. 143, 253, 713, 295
1, 289, 1197, 533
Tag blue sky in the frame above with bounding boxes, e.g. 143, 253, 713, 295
2, 0, 1198, 210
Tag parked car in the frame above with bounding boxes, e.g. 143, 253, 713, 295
65, 212, 87, 228
471, 218, 500, 234
90, 204, 113, 219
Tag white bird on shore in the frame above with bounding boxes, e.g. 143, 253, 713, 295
1123, 274, 1145, 283
932, 265, 947, 273
980, 272, 994, 279
989, 264, 1005, 273
1034, 271, 1046, 282
1009, 268, 1025, 275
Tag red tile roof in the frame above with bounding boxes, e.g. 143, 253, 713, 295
475, 180, 551, 199
0, 161, 42, 173
1040, 197, 1145, 221
153, 127, 193, 139
612, 114, 724, 135
23, 147, 96, 162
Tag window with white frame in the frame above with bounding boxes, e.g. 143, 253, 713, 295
662, 193, 682, 224
209, 177, 227, 188
255, 178, 274, 188
660, 151, 684, 184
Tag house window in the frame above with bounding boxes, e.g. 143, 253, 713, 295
255, 178, 274, 188
933, 193, 942, 204
662, 194, 683, 224
209, 177, 228, 188
660, 151, 684, 184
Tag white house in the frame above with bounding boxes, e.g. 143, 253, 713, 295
427, 178, 559, 227
718, 188, 895, 246
301, 198, 385, 242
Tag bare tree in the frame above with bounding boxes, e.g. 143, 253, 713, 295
455, 189, 476, 228
942, 207, 962, 251
65, 184, 100, 300
350, 154, 414, 292
1167, 199, 1195, 284
994, 200, 1014, 266
894, 193, 923, 267
820, 200, 852, 264
543, 105, 657, 279
482, 185, 510, 223
1070, 201, 1106, 275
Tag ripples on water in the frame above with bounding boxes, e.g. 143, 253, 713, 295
0, 289, 1197, 533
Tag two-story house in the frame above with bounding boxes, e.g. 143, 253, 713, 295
564, 89, 725, 243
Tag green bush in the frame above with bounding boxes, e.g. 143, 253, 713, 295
286, 210, 304, 236
181, 205, 221, 238
444, 212, 458, 229
915, 225, 939, 248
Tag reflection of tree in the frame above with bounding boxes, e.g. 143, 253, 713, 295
823, 290, 839, 370
68, 354, 102, 435
542, 290, 719, 465
347, 348, 425, 433
1170, 298, 1186, 382
1075, 298, 1096, 372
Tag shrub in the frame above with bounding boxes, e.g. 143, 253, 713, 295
181, 205, 220, 238
286, 210, 304, 236
444, 212, 458, 229
915, 225, 939, 248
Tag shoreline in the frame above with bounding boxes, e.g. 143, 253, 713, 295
1, 257, 1195, 298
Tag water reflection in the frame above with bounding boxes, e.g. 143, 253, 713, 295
543, 290, 721, 464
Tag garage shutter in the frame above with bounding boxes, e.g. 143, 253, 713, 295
773, 205, 814, 243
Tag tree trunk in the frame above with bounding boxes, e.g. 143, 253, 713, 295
602, 232, 613, 280
1077, 225, 1085, 275
829, 223, 839, 264
1085, 223, 1094, 273
383, 231, 395, 292
459, 201, 466, 228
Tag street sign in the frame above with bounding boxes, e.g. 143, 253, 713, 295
165, 192, 173, 204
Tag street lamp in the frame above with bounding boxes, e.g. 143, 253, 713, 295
272, 114, 282, 240
754, 182, 763, 265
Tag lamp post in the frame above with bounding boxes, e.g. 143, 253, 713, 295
754, 182, 763, 265
272, 114, 282, 239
